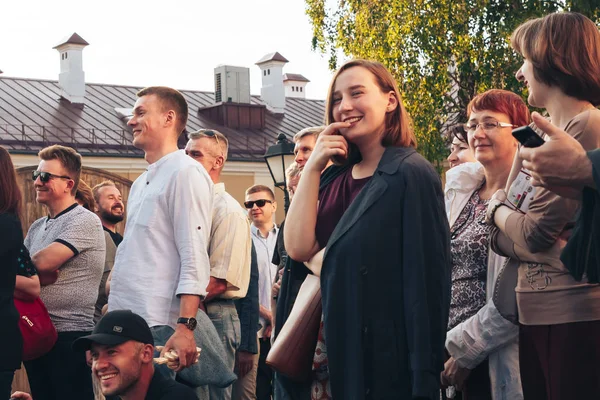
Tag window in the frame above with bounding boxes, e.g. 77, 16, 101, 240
263, 70, 266, 76
65, 53, 68, 59
292, 86, 295, 92
268, 69, 270, 75
300, 87, 303, 92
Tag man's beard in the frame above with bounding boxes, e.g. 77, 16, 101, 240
101, 209, 124, 224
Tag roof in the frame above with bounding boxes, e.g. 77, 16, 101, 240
255, 52, 289, 65
0, 76, 325, 161
53, 33, 90, 49
283, 73, 310, 83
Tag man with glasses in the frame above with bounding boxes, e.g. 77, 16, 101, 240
243, 185, 278, 400
24, 145, 105, 400
184, 129, 252, 399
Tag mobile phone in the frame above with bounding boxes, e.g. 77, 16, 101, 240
512, 126, 545, 148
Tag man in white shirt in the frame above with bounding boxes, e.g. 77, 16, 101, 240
185, 129, 252, 399
245, 185, 279, 400
108, 86, 212, 376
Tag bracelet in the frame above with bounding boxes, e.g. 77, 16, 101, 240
485, 200, 504, 226
485, 189, 507, 226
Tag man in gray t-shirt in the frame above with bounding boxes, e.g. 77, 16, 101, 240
25, 204, 105, 332
23, 145, 104, 400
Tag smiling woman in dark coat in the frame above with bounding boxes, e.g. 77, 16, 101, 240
285, 59, 452, 400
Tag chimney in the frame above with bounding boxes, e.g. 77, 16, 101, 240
256, 52, 288, 114
53, 33, 89, 105
283, 74, 310, 99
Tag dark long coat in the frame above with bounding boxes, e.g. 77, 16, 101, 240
320, 147, 451, 399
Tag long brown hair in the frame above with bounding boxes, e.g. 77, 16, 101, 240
324, 59, 416, 148
0, 147, 22, 217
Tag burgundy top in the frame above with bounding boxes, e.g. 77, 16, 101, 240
316, 167, 371, 249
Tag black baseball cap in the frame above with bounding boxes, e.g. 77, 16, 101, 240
72, 310, 154, 352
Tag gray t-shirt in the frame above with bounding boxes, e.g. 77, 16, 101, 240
25, 204, 105, 332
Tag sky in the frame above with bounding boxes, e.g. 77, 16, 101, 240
1, 0, 339, 100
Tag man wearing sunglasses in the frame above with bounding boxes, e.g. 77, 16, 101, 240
244, 185, 278, 400
24, 145, 105, 400
184, 129, 253, 399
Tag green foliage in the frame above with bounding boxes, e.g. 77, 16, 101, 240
305, 0, 600, 170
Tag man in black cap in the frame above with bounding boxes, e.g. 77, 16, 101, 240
72, 310, 198, 400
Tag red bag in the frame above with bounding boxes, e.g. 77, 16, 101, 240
14, 297, 58, 361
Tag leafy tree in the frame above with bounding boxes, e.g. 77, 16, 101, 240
306, 0, 600, 168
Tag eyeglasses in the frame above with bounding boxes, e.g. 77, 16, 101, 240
32, 170, 72, 183
464, 121, 516, 133
244, 199, 273, 209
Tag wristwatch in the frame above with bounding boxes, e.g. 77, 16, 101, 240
177, 317, 197, 331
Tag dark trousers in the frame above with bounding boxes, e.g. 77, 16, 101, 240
24, 331, 94, 400
520, 321, 600, 400
0, 369, 15, 400
257, 338, 273, 400
273, 371, 311, 400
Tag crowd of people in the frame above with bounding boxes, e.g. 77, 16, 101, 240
1, 10, 600, 400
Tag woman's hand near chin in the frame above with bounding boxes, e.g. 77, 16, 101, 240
304, 121, 351, 173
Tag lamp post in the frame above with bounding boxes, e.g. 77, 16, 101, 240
264, 133, 295, 213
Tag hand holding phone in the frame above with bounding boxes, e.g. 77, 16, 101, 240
512, 126, 545, 148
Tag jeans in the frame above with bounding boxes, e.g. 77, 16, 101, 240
175, 309, 238, 389
200, 300, 241, 400
24, 331, 94, 400
150, 325, 177, 380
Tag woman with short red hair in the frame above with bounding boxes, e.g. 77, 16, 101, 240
443, 89, 529, 399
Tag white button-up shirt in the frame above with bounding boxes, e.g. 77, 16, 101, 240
109, 150, 213, 329
250, 224, 278, 337
209, 183, 251, 299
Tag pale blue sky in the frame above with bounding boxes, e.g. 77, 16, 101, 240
2, 0, 339, 99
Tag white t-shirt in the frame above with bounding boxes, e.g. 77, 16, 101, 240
108, 150, 213, 329
25, 204, 105, 332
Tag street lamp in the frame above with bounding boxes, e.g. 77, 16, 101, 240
264, 133, 295, 213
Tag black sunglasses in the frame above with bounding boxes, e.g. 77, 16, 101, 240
203, 130, 220, 145
32, 170, 72, 183
244, 199, 273, 209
